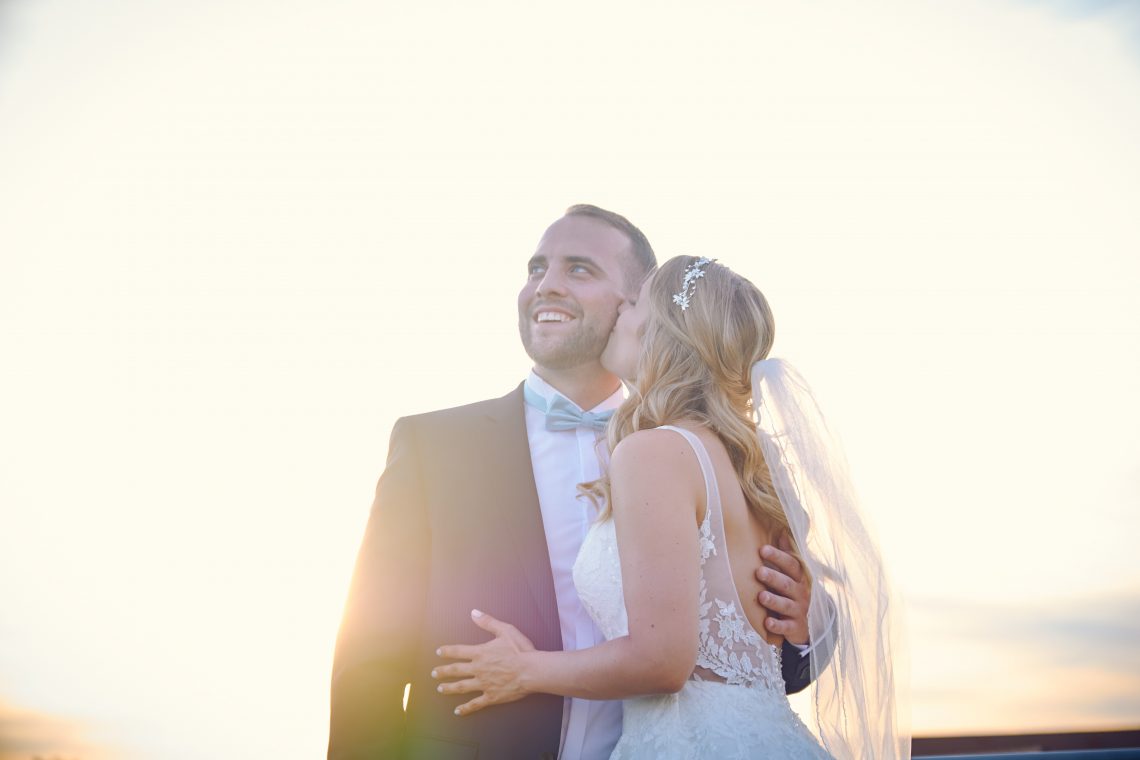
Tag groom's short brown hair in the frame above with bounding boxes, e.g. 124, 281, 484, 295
564, 203, 656, 287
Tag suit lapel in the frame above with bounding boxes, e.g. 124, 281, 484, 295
481, 385, 563, 650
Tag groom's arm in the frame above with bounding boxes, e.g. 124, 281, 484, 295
329, 418, 430, 760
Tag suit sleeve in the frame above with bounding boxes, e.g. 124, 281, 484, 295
781, 641, 812, 695
781, 592, 839, 695
329, 418, 430, 759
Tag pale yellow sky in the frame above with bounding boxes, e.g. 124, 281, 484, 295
1, 1, 1138, 757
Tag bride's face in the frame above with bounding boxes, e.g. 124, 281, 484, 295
600, 273, 653, 382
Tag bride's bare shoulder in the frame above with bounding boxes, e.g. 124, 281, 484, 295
612, 427, 690, 462
610, 428, 703, 503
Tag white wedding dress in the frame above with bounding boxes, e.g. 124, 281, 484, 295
573, 425, 831, 759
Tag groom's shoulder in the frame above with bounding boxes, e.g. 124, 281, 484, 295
398, 384, 524, 433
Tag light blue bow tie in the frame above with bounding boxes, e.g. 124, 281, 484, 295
524, 385, 614, 432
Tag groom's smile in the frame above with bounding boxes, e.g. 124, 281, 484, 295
536, 313, 572, 323
533, 306, 577, 324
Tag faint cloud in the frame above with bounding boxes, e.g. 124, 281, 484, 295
1004, 594, 1140, 655
909, 592, 1140, 733
1038, 0, 1136, 15
1013, 0, 1140, 61
0, 0, 30, 54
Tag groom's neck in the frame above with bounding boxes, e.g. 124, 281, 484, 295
532, 364, 622, 411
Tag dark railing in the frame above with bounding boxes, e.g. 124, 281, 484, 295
923, 752, 1140, 760
913, 730, 1140, 759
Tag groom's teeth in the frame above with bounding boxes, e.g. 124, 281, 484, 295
537, 312, 571, 323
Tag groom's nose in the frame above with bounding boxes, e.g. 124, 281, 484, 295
535, 268, 568, 298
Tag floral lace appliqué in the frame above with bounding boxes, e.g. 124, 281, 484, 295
693, 508, 782, 691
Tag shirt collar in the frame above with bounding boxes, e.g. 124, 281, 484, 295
525, 370, 625, 415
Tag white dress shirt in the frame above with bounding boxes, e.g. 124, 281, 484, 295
524, 371, 624, 760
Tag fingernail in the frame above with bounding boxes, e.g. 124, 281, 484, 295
431, 670, 438, 679
436, 648, 442, 656
437, 685, 443, 693
471, 609, 483, 618
454, 707, 461, 715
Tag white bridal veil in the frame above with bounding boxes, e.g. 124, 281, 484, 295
752, 359, 909, 760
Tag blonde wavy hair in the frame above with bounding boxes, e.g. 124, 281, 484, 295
582, 256, 802, 567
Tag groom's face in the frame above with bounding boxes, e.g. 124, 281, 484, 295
518, 215, 635, 374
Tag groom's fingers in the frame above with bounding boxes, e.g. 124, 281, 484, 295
757, 566, 793, 597
765, 616, 796, 636
759, 589, 798, 617
759, 545, 804, 583
756, 543, 811, 645
764, 596, 810, 644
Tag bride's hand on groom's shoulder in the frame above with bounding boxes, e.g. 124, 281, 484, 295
756, 534, 811, 646
432, 609, 537, 716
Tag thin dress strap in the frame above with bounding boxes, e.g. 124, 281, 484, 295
655, 425, 720, 527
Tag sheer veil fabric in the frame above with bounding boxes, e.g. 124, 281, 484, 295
752, 359, 910, 760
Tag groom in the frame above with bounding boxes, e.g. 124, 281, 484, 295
328, 205, 816, 760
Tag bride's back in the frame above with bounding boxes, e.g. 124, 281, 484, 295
685, 424, 784, 654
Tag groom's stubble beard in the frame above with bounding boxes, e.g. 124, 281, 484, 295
518, 309, 615, 372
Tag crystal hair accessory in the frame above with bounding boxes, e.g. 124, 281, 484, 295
672, 257, 716, 311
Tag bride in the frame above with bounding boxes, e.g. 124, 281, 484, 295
433, 256, 907, 759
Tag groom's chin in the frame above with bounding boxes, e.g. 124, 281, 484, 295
522, 330, 603, 372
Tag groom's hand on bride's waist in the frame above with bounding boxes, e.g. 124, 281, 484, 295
755, 535, 810, 647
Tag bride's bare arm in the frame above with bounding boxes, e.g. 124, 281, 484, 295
433, 429, 703, 715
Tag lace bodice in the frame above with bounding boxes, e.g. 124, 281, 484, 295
572, 425, 783, 693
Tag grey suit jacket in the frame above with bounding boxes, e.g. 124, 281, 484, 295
330, 386, 564, 760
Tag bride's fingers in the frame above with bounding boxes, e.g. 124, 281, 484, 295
436, 677, 481, 696
454, 694, 491, 717
436, 643, 478, 661
431, 662, 475, 680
